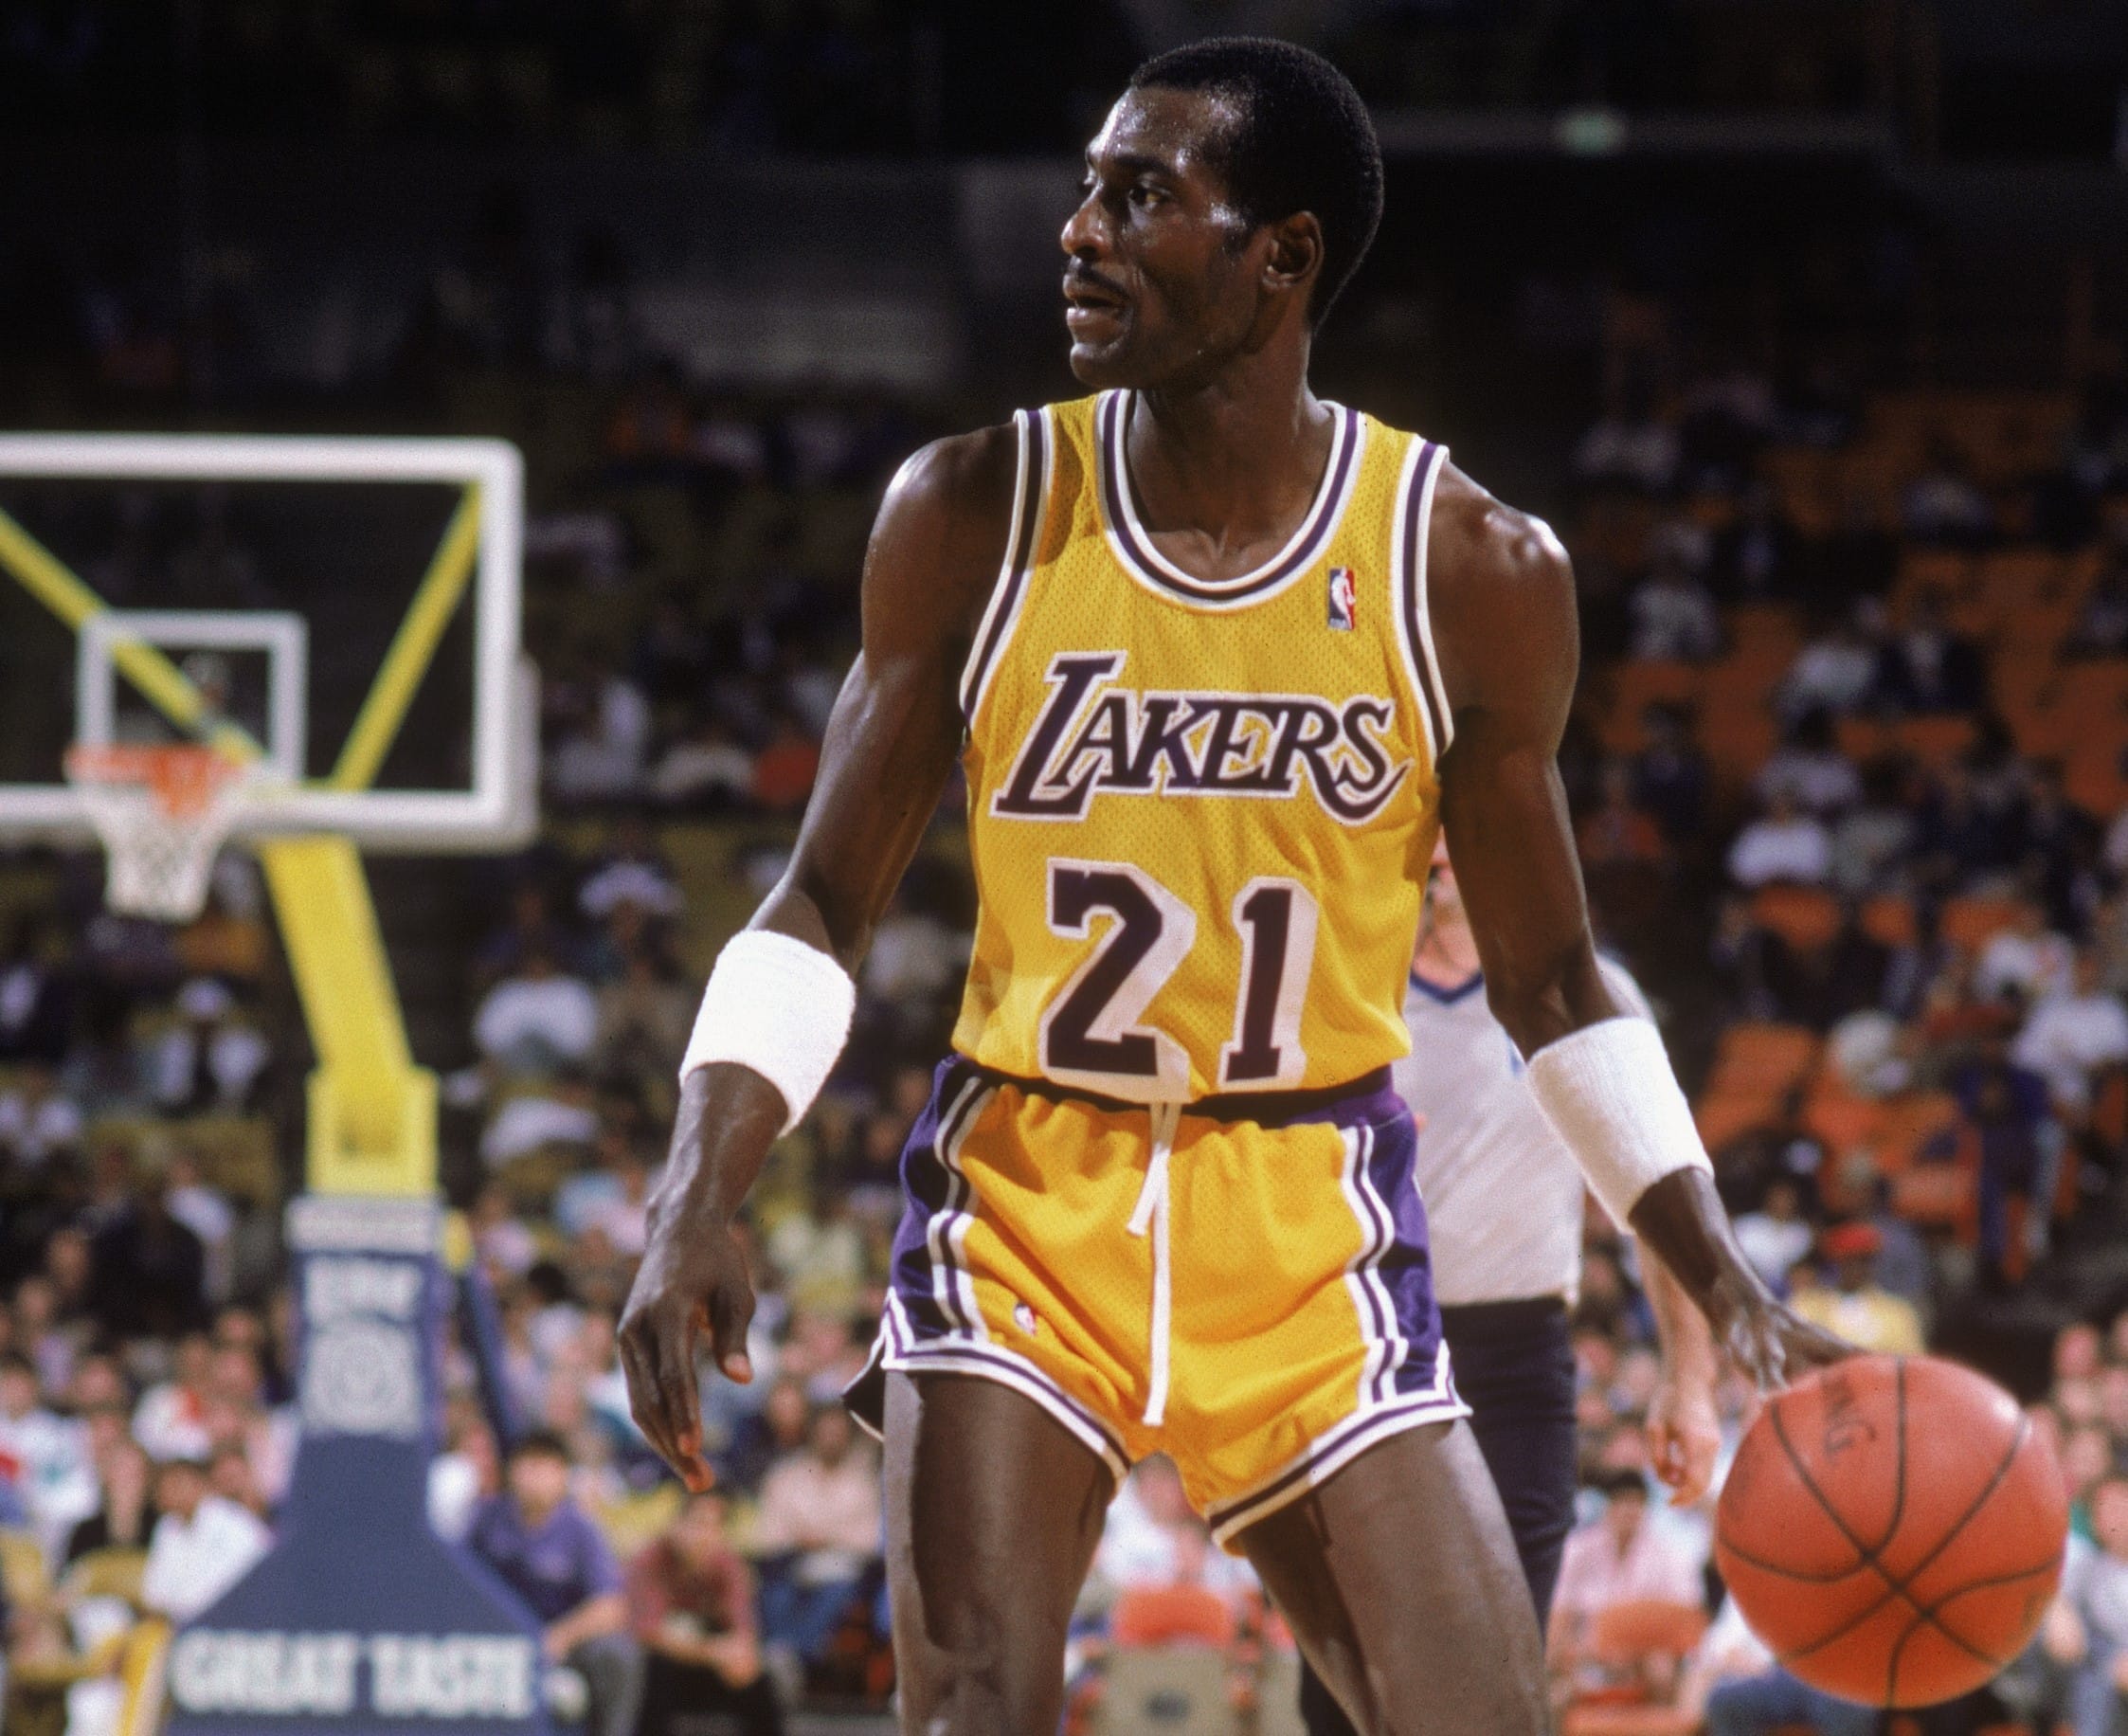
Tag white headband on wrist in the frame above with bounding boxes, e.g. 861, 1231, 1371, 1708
680, 929, 857, 1134
1524, 1015, 1712, 1230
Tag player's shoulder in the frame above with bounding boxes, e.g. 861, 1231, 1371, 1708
864, 420, 1024, 630
1420, 458, 1578, 713
1427, 461, 1574, 615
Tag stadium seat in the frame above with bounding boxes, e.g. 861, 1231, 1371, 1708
1110, 1586, 1238, 1651
1748, 885, 1842, 951
1939, 895, 2032, 952
1859, 894, 1918, 949
1705, 1023, 1821, 1094
1558, 1600, 1709, 1736
1094, 1648, 1237, 1736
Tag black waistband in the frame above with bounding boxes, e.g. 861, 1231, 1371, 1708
1437, 1295, 1571, 1334
953, 1057, 1395, 1129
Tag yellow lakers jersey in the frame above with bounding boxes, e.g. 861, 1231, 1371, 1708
949, 390, 1452, 1102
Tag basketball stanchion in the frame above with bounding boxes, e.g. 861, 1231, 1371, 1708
0, 435, 553, 1736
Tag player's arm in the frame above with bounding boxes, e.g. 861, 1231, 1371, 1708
619, 426, 1019, 1489
1428, 472, 1845, 1388
1640, 1251, 1721, 1504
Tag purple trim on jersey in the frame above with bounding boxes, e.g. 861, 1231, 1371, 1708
1400, 440, 1448, 752
960, 407, 1048, 722
1099, 391, 1360, 605
887, 1060, 989, 1339
1360, 1105, 1450, 1397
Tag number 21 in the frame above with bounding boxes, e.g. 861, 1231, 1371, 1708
1038, 859, 1318, 1096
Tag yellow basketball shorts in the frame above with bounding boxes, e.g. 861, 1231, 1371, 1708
847, 1056, 1468, 1546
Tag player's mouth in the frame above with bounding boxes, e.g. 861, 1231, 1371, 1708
1063, 272, 1128, 336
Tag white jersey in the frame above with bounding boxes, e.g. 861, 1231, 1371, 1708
1393, 955, 1652, 1308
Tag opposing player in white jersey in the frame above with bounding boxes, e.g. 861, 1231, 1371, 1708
1301, 837, 1723, 1733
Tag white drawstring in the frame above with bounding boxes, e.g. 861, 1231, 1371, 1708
1127, 1101, 1182, 1427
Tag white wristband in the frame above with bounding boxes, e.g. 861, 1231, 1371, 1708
1524, 1016, 1712, 1230
680, 930, 857, 1135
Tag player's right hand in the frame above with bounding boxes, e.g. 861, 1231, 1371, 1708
1711, 1279, 1851, 1393
618, 1215, 756, 1492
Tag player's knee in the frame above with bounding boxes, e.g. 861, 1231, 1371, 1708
896, 1635, 1064, 1735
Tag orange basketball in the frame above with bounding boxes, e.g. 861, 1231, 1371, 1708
1714, 1354, 2067, 1709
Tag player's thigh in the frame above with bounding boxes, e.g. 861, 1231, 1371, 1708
882, 1370, 1111, 1732
1238, 1419, 1550, 1736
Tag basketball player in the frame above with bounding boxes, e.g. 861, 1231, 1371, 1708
1298, 837, 1721, 1734
622, 38, 1842, 1733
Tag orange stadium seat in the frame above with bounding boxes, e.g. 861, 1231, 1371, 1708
1558, 1600, 1709, 1736
1801, 1090, 1887, 1159
1749, 884, 1842, 950
1939, 895, 2032, 952
1110, 1586, 1237, 1651
1698, 708, 1780, 791
1860, 895, 1918, 949
1873, 1093, 1963, 1174
1707, 1022, 1821, 1094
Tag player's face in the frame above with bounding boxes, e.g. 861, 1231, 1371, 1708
1060, 88, 1268, 389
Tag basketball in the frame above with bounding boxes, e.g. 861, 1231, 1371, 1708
1715, 1355, 2068, 1709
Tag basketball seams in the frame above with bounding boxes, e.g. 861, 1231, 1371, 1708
1749, 1402, 2036, 1697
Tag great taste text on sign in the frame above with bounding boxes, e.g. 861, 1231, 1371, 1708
170, 1630, 538, 1719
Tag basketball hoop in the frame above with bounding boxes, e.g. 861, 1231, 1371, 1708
64, 744, 254, 922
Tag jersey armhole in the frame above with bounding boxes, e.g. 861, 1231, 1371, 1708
958, 407, 1054, 725
1390, 437, 1453, 765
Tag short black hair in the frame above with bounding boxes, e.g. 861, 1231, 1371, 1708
509, 1428, 573, 1465
1128, 36, 1382, 326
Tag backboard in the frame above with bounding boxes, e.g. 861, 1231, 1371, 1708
0, 434, 534, 852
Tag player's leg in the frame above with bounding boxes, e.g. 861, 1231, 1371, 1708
882, 1369, 1112, 1735
1239, 1419, 1551, 1735
1296, 1296, 1578, 1734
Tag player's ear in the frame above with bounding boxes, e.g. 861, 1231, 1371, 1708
1261, 212, 1325, 305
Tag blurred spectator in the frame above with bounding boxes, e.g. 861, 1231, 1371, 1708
64, 1432, 154, 1564
1754, 713, 1861, 817
0, 1061, 83, 1167
86, 1163, 207, 1341
1977, 904, 2075, 1006
141, 1454, 270, 1621
751, 1403, 881, 1673
1687, 1594, 1875, 1735
1900, 443, 1995, 549
578, 817, 684, 923
1872, 590, 1985, 714
750, 713, 823, 813
1550, 1469, 1701, 1673
0, 1350, 87, 1547
467, 1430, 642, 1736
1630, 703, 1708, 843
1789, 1225, 1923, 1353
135, 1332, 215, 1462
2055, 1475, 2128, 1736
1726, 791, 1832, 888
1953, 1031, 2060, 1282
1778, 607, 1881, 722
628, 1491, 784, 1736
649, 714, 755, 809
1574, 388, 1679, 494
148, 979, 270, 1113
1731, 1176, 1813, 1293
475, 948, 601, 1076
0, 916, 73, 1064
2013, 950, 2128, 1114
165, 1148, 236, 1305
1628, 559, 1722, 663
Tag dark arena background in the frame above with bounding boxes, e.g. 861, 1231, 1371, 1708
3, 4, 2128, 1734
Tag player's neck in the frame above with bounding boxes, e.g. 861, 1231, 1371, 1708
1412, 914, 1482, 986
1127, 351, 1332, 560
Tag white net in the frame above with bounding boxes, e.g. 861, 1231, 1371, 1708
64, 746, 253, 922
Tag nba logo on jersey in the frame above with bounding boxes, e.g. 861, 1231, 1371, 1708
1326, 567, 1358, 631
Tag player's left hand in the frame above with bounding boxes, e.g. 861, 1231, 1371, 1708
1645, 1372, 1721, 1505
